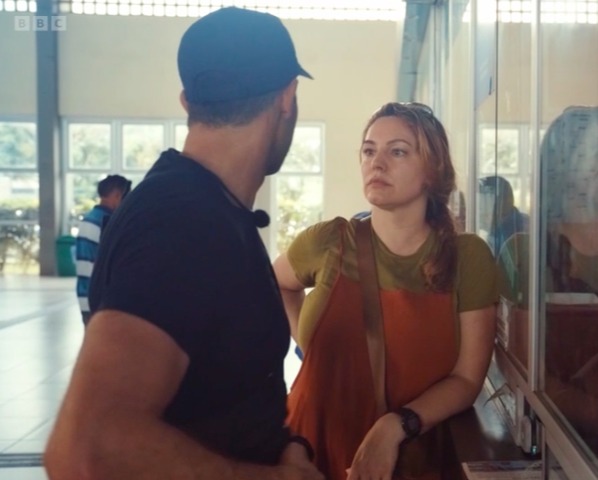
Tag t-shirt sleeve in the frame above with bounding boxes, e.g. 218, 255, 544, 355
456, 233, 499, 313
286, 218, 344, 287
91, 210, 228, 356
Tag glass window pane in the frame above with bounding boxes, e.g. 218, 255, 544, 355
0, 122, 36, 168
0, 223, 39, 275
175, 124, 187, 151
476, 17, 534, 435
65, 173, 142, 234
65, 173, 107, 226
122, 124, 164, 170
275, 175, 323, 255
539, 8, 598, 460
541, 106, 598, 460
480, 128, 520, 175
0, 172, 39, 275
281, 125, 322, 173
68, 123, 111, 169
0, 172, 39, 218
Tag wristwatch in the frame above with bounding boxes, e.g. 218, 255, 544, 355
397, 407, 422, 440
288, 435, 315, 461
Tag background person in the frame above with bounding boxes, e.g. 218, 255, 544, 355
75, 174, 131, 325
45, 7, 323, 480
274, 102, 497, 480
478, 175, 529, 257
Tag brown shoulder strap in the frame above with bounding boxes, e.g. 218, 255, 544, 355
354, 217, 388, 416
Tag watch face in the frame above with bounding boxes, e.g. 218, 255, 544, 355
400, 408, 422, 438
406, 414, 420, 431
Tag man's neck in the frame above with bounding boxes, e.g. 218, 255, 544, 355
99, 199, 114, 212
181, 122, 273, 209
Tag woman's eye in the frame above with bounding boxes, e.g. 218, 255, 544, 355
362, 148, 375, 157
391, 149, 406, 157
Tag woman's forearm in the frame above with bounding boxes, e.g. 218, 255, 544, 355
399, 307, 496, 437
280, 288, 305, 343
402, 373, 484, 436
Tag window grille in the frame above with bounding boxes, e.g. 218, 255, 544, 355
0, 0, 404, 20
463, 0, 598, 24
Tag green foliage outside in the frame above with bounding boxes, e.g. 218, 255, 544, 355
0, 199, 40, 274
70, 174, 101, 222
481, 128, 519, 174
276, 127, 324, 254
123, 125, 163, 170
276, 179, 321, 254
69, 124, 111, 168
281, 128, 321, 173
0, 123, 36, 168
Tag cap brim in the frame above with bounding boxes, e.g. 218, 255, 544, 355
298, 65, 313, 80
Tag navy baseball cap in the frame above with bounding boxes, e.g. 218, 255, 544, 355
178, 7, 312, 103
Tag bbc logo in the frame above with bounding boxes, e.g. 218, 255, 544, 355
14, 15, 67, 31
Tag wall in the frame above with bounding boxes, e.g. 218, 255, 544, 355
0, 12, 400, 220
0, 15, 36, 116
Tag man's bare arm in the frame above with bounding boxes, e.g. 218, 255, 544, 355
44, 310, 323, 480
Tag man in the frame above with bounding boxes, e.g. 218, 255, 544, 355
44, 7, 323, 480
75, 174, 131, 325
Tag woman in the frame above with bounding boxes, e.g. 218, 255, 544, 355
273, 102, 497, 480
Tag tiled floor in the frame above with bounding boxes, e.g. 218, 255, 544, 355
0, 275, 302, 480
0, 276, 82, 480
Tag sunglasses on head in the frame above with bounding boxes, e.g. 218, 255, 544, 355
394, 102, 434, 116
374, 102, 435, 121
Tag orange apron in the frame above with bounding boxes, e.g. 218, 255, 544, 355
287, 232, 458, 480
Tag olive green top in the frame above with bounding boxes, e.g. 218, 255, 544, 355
287, 217, 498, 350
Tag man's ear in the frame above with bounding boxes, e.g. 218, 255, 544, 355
279, 79, 298, 119
179, 91, 189, 113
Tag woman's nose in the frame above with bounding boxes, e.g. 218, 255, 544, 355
371, 152, 385, 170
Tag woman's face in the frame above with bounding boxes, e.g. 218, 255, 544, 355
360, 116, 428, 212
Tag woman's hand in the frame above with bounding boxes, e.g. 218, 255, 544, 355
346, 413, 404, 480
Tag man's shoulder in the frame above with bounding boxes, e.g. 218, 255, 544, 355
81, 205, 110, 226
138, 152, 222, 205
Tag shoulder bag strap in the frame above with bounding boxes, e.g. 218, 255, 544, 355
354, 217, 388, 416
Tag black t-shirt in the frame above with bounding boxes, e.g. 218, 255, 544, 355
89, 149, 291, 464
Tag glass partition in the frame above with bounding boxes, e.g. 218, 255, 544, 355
490, 18, 533, 398
441, 0, 472, 228
416, 0, 598, 475
540, 105, 598, 461
538, 7, 598, 464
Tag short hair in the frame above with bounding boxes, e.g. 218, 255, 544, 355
97, 175, 131, 198
186, 88, 282, 128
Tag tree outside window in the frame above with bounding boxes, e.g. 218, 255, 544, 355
273, 125, 324, 256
